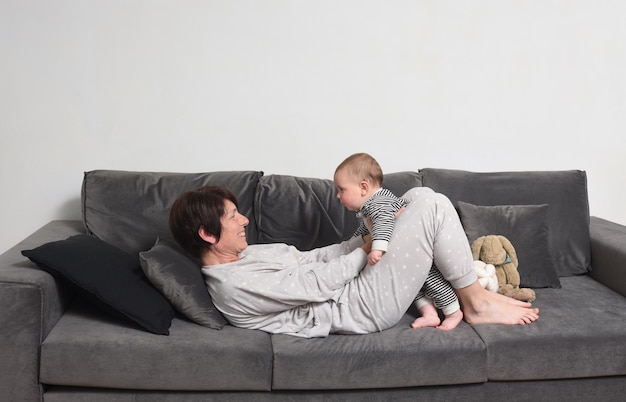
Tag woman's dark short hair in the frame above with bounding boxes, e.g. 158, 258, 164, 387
169, 186, 239, 259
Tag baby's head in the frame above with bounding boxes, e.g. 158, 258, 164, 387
333, 153, 383, 211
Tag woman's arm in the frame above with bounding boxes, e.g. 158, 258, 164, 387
296, 236, 366, 264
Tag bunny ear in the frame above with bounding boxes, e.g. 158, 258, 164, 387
498, 235, 518, 261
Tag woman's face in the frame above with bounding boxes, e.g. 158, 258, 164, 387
334, 169, 365, 212
212, 199, 250, 256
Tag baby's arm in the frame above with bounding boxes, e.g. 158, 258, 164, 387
368, 249, 383, 265
369, 207, 405, 265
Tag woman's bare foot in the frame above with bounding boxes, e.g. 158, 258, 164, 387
411, 303, 441, 329
437, 309, 463, 330
491, 291, 532, 307
458, 282, 539, 325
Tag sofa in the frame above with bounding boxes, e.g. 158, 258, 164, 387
1, 168, 625, 402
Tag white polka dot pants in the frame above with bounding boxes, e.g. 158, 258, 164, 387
330, 187, 476, 334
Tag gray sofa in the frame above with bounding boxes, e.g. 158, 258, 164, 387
1, 168, 625, 402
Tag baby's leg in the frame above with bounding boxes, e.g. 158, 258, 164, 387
414, 189, 539, 325
421, 264, 463, 330
332, 187, 537, 335
437, 309, 463, 330
411, 301, 441, 329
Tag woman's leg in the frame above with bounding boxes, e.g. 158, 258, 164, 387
455, 281, 539, 324
330, 187, 537, 334
408, 188, 539, 325
332, 187, 473, 333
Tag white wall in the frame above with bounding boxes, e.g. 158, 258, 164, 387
2, 0, 625, 254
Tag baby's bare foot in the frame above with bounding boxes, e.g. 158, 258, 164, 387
412, 303, 441, 329
412, 315, 441, 329
437, 309, 463, 330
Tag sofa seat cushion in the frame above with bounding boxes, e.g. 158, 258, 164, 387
271, 313, 487, 390
40, 302, 273, 391
473, 275, 626, 381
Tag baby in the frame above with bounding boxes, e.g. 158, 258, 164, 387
334, 153, 463, 330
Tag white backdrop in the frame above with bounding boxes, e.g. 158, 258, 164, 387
2, 0, 625, 254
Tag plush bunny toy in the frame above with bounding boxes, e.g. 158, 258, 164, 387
470, 235, 536, 302
473, 260, 499, 293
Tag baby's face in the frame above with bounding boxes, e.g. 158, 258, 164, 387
334, 169, 365, 212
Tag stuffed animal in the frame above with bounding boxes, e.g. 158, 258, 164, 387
471, 235, 536, 302
474, 260, 499, 292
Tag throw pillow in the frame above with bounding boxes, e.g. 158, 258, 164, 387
82, 170, 264, 255
21, 234, 175, 335
419, 168, 591, 277
139, 239, 227, 329
458, 201, 561, 289
255, 172, 422, 251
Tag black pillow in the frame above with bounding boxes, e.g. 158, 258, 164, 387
458, 201, 561, 289
22, 234, 175, 335
139, 239, 227, 329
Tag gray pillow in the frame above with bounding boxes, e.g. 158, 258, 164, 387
458, 201, 561, 289
139, 239, 227, 329
255, 172, 422, 251
420, 168, 591, 277
82, 170, 264, 255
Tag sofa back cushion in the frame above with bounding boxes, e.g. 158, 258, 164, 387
82, 170, 264, 254
420, 168, 591, 277
255, 172, 422, 251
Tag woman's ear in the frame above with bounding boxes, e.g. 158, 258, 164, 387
198, 226, 217, 245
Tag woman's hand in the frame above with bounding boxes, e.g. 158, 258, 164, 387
361, 234, 373, 254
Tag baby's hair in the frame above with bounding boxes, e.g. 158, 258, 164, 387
335, 153, 383, 187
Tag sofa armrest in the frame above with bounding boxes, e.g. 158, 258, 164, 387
589, 216, 626, 298
0, 220, 83, 402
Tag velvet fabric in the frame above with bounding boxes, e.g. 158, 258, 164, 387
44, 384, 488, 402
82, 170, 264, 254
255, 172, 422, 250
458, 201, 561, 288
590, 216, 626, 297
42, 377, 626, 402
271, 313, 486, 390
2, 169, 626, 401
0, 220, 82, 401
0, 283, 44, 401
139, 239, 227, 329
22, 234, 175, 335
473, 275, 626, 381
420, 168, 591, 277
41, 302, 273, 391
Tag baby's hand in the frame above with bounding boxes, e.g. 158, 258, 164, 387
368, 250, 383, 265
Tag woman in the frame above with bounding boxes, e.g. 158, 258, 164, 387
169, 186, 538, 337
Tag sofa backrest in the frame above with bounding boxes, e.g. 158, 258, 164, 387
420, 168, 591, 277
81, 168, 591, 278
82, 170, 264, 254
254, 172, 423, 250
